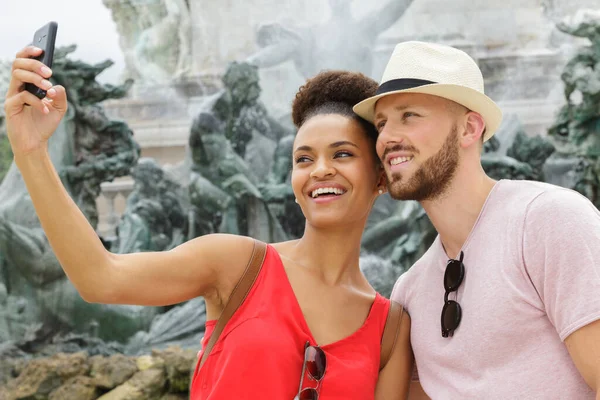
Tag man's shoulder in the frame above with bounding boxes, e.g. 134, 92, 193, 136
496, 180, 600, 256
497, 179, 565, 202
493, 180, 592, 215
523, 183, 598, 224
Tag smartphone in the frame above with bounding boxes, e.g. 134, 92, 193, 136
25, 21, 58, 99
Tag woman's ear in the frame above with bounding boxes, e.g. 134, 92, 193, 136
376, 165, 388, 194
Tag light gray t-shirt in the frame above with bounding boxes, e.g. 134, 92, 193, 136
391, 180, 600, 399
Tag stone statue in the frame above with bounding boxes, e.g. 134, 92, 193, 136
213, 62, 271, 157
246, 0, 415, 77
480, 114, 555, 182
211, 62, 291, 178
102, 0, 192, 83
46, 46, 141, 228
506, 132, 556, 181
113, 158, 187, 253
0, 59, 9, 98
362, 200, 437, 274
360, 254, 406, 299
546, 9, 600, 207
187, 112, 238, 237
0, 124, 11, 183
258, 134, 305, 239
0, 46, 158, 346
0, 59, 13, 182
481, 154, 537, 181
125, 297, 206, 355
187, 111, 286, 240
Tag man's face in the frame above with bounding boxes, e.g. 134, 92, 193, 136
373, 93, 463, 201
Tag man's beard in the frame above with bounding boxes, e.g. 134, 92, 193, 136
386, 125, 460, 202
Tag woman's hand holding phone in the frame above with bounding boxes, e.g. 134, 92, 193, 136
3, 46, 68, 159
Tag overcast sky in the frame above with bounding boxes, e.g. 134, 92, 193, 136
0, 0, 125, 83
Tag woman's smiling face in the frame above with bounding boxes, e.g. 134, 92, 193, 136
291, 113, 384, 229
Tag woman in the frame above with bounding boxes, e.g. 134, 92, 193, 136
4, 46, 412, 399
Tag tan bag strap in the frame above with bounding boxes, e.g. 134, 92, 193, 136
199, 239, 267, 369
379, 300, 404, 371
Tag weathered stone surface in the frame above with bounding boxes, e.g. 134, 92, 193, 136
136, 355, 164, 372
152, 347, 197, 393
0, 358, 26, 387
94, 367, 166, 400
55, 352, 91, 381
48, 376, 99, 400
96, 383, 143, 400
5, 361, 61, 399
1, 353, 90, 400
90, 354, 138, 390
128, 369, 167, 396
0, 346, 195, 399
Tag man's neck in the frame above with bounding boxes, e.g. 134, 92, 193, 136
420, 168, 497, 259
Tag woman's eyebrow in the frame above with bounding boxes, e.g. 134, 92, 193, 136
293, 145, 312, 154
330, 141, 359, 149
293, 141, 359, 154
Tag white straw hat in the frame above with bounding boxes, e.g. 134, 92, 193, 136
353, 41, 503, 142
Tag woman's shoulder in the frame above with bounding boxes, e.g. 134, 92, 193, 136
183, 234, 259, 285
189, 233, 256, 258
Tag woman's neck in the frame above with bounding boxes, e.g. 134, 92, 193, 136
283, 222, 368, 286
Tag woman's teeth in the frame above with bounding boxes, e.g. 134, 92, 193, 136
311, 187, 346, 198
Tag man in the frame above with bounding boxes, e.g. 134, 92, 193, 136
354, 41, 600, 399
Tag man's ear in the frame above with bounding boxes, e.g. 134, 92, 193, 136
460, 111, 486, 149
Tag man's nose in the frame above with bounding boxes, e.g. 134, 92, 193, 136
377, 125, 404, 158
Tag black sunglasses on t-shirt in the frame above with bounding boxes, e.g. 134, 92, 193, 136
441, 251, 465, 337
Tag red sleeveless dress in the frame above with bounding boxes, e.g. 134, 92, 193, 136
190, 244, 391, 399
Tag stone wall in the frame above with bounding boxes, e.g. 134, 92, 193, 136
0, 347, 197, 400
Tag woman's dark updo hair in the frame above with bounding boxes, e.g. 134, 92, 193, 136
291, 70, 379, 142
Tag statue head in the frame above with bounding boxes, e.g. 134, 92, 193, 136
557, 9, 600, 40
222, 62, 261, 104
270, 134, 295, 183
131, 157, 164, 193
189, 112, 228, 166
131, 198, 168, 229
